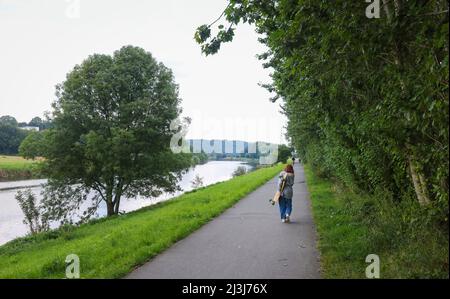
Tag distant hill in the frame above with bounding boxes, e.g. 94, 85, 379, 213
185, 139, 278, 159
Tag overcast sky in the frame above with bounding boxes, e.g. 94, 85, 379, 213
0, 0, 287, 144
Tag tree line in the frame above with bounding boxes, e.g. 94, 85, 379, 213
0, 115, 51, 155
195, 1, 448, 226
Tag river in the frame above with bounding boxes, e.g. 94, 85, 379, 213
0, 161, 251, 245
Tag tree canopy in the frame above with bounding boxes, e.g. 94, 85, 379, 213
19, 131, 48, 159
28, 116, 52, 130
0, 115, 18, 127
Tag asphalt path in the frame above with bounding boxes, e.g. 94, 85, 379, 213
126, 163, 321, 279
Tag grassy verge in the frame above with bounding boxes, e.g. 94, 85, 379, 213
305, 164, 449, 278
0, 164, 283, 278
0, 155, 42, 181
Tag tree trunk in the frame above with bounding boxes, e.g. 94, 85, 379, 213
113, 192, 122, 215
106, 200, 115, 216
104, 179, 125, 217
106, 185, 115, 216
393, 0, 402, 16
382, 0, 392, 20
113, 179, 124, 215
408, 154, 431, 206
418, 170, 431, 205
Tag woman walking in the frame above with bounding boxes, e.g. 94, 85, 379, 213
277, 164, 295, 223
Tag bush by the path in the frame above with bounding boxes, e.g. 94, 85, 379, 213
306, 165, 448, 278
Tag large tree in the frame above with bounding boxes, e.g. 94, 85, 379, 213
40, 46, 191, 219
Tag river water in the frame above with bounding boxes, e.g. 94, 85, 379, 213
0, 161, 251, 245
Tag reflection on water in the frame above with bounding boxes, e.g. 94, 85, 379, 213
0, 161, 251, 245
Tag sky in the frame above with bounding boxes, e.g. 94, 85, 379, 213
0, 0, 287, 144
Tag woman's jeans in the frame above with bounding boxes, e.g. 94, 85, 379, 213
278, 196, 292, 219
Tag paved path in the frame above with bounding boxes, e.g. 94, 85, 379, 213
126, 164, 321, 279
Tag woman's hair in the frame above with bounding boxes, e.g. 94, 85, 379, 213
285, 164, 294, 173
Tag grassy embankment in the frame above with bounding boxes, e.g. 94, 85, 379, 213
0, 155, 42, 181
0, 163, 283, 278
305, 164, 449, 278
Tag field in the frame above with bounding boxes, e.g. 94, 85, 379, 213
0, 155, 39, 170
0, 155, 42, 181
0, 163, 283, 278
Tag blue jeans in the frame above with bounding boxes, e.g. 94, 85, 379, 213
278, 196, 292, 219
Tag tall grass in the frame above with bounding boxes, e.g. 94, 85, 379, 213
305, 164, 449, 278
0, 164, 283, 278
